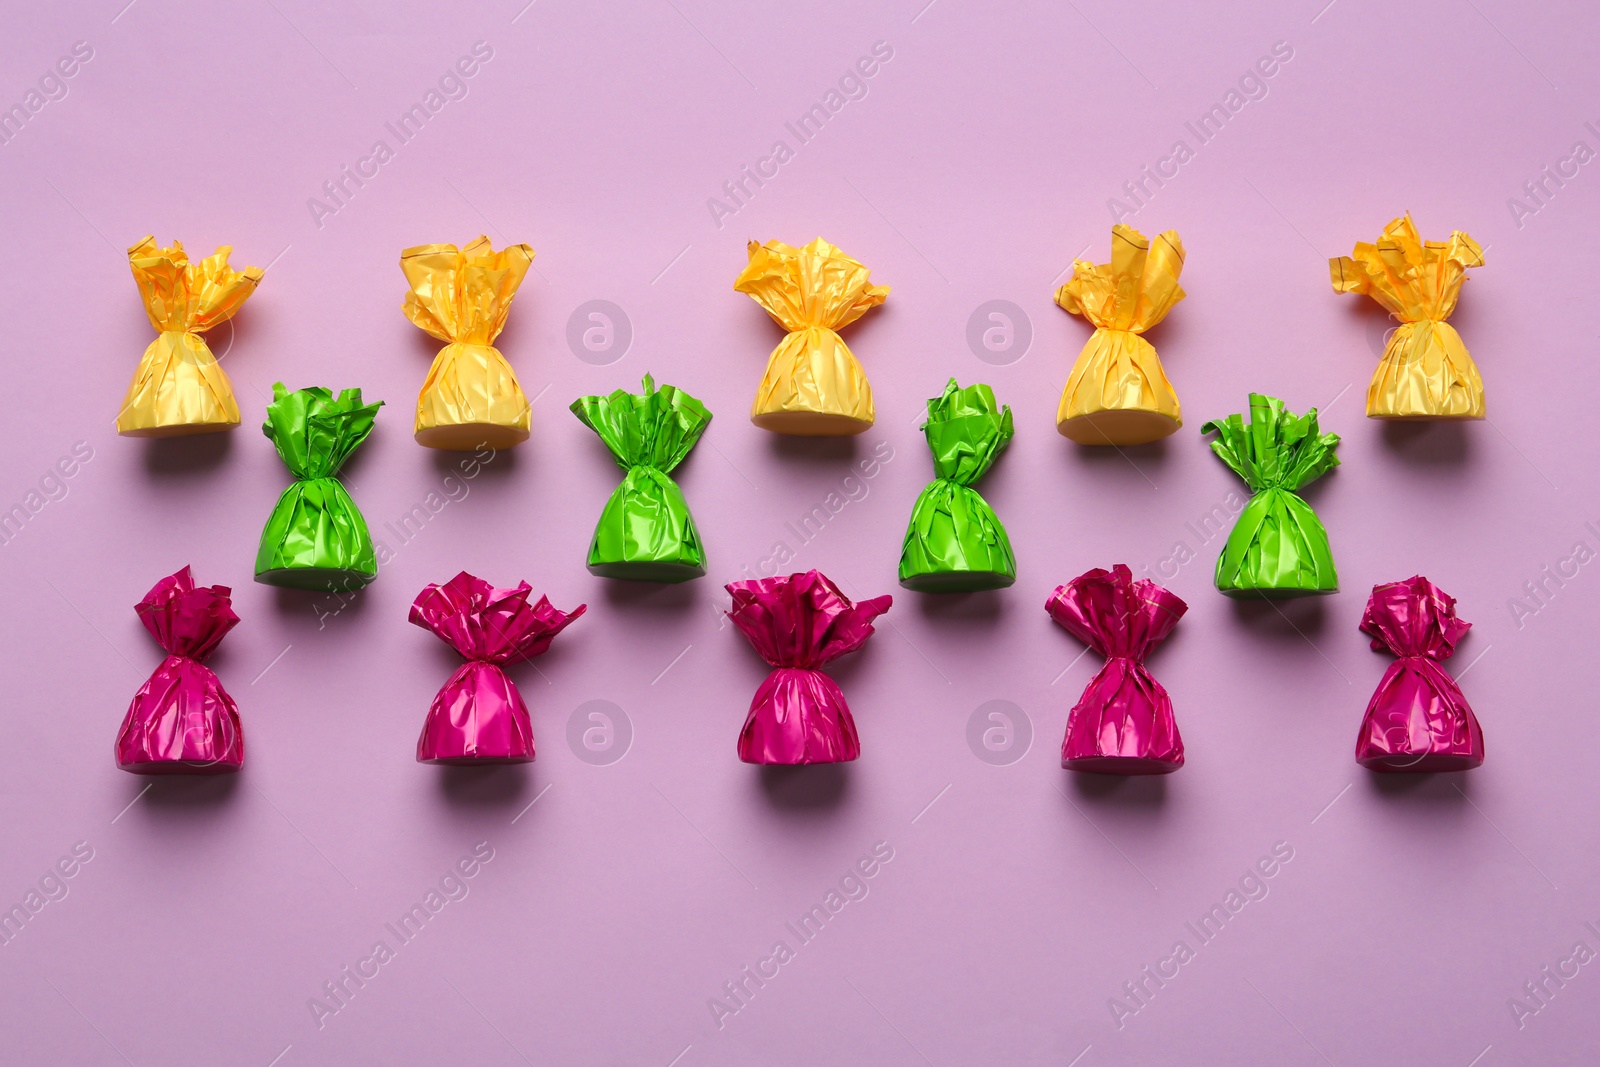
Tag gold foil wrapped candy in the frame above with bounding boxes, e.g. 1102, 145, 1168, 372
1054, 225, 1186, 445
117, 236, 263, 437
1330, 215, 1486, 420
734, 237, 888, 435
401, 236, 535, 450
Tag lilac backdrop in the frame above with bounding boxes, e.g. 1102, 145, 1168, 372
2, 0, 1596, 1063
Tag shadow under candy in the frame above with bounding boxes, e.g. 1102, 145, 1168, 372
1380, 420, 1473, 466
1229, 594, 1329, 636
1067, 771, 1169, 809
756, 763, 852, 812
914, 588, 1006, 623
140, 431, 233, 476
433, 764, 534, 808
135, 772, 243, 811
1364, 769, 1475, 803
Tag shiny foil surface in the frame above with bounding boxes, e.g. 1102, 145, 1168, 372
409, 572, 584, 764
899, 379, 1016, 591
1054, 225, 1185, 445
401, 236, 535, 450
1356, 576, 1483, 772
1202, 393, 1340, 598
734, 237, 889, 435
115, 567, 244, 775
1048, 565, 1186, 774
116, 236, 263, 437
255, 383, 383, 591
725, 571, 891, 764
1331, 214, 1486, 419
570, 374, 712, 582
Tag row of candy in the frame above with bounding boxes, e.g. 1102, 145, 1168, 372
115, 566, 1481, 775
245, 375, 1338, 598
116, 213, 1486, 446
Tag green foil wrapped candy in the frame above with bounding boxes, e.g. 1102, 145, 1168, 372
571, 374, 712, 582
1201, 393, 1339, 598
899, 379, 1016, 591
255, 383, 383, 591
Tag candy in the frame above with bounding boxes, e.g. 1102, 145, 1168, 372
1355, 576, 1483, 771
115, 567, 243, 774
116, 236, 262, 437
1054, 225, 1186, 444
410, 573, 584, 764
401, 236, 535, 450
255, 384, 383, 591
1047, 565, 1186, 773
1330, 215, 1486, 419
570, 374, 712, 581
1201, 394, 1340, 597
899, 379, 1015, 591
734, 238, 888, 435
725, 571, 891, 764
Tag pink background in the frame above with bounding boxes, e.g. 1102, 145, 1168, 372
2, 0, 1597, 1063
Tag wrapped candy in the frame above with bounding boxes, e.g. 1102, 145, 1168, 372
1054, 225, 1186, 444
899, 379, 1016, 591
1201, 394, 1340, 597
570, 374, 713, 581
734, 237, 888, 435
410, 572, 584, 764
1330, 215, 1486, 419
115, 567, 243, 774
401, 236, 535, 450
1047, 565, 1186, 773
1355, 576, 1483, 771
117, 236, 263, 437
725, 571, 891, 764
255, 384, 383, 590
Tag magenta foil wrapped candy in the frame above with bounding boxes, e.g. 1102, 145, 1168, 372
1047, 564, 1186, 774
115, 567, 243, 774
410, 572, 585, 764
1356, 576, 1483, 772
725, 571, 892, 765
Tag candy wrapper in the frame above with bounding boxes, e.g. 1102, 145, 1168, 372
1054, 225, 1185, 445
1330, 215, 1486, 419
410, 572, 584, 763
115, 567, 243, 774
734, 238, 888, 435
1355, 576, 1483, 771
570, 374, 712, 581
725, 571, 891, 764
1202, 394, 1340, 597
255, 383, 383, 590
1048, 566, 1186, 773
117, 236, 263, 437
899, 379, 1015, 591
401, 236, 535, 450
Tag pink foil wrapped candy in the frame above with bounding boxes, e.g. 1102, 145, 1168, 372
1356, 576, 1483, 772
1047, 565, 1186, 774
410, 572, 585, 764
115, 567, 243, 775
725, 571, 891, 765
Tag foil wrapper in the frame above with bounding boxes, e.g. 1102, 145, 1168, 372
899, 379, 1015, 591
1356, 576, 1483, 771
1202, 394, 1340, 597
401, 236, 535, 450
410, 572, 584, 764
1330, 215, 1486, 419
255, 383, 383, 591
1048, 565, 1186, 774
570, 374, 712, 582
116, 236, 262, 437
725, 571, 891, 764
115, 567, 243, 774
1054, 225, 1185, 445
734, 238, 888, 435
